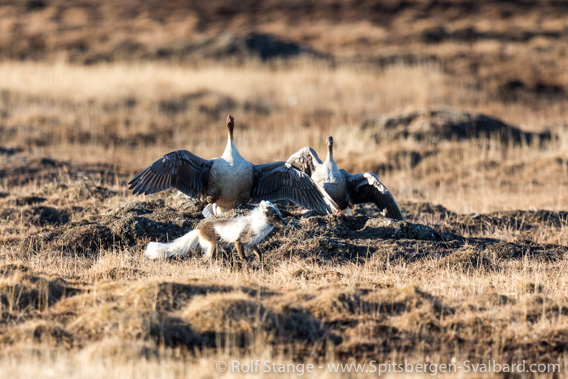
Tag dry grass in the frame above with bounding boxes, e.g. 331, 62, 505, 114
1, 59, 567, 213
1, 1, 568, 376
0, 57, 567, 376
0, 246, 567, 377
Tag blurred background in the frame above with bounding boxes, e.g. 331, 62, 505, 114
0, 0, 567, 212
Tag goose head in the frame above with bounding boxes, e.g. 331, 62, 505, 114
226, 114, 235, 141
326, 135, 334, 160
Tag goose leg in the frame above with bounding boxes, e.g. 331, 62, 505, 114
206, 186, 221, 214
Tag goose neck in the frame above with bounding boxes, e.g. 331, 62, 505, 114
222, 138, 238, 160
325, 144, 334, 162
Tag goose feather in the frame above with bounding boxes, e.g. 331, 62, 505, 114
129, 149, 211, 200
129, 116, 337, 215
285, 147, 323, 177
287, 136, 404, 220
341, 171, 404, 220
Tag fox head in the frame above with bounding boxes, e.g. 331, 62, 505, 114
260, 201, 287, 227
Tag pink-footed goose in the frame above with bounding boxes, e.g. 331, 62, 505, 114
129, 116, 337, 216
286, 136, 404, 220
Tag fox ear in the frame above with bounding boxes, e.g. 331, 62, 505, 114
260, 201, 269, 209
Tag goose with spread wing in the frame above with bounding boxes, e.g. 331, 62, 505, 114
129, 115, 337, 216
286, 136, 404, 220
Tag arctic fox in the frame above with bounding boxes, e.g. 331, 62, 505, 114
145, 201, 286, 262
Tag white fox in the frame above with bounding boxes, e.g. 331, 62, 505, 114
145, 201, 286, 262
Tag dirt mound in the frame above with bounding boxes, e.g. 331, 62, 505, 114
19, 198, 566, 268
450, 210, 568, 233
147, 315, 203, 349
299, 286, 449, 321
21, 199, 202, 255
0, 272, 83, 314
399, 203, 568, 234
83, 32, 316, 64
360, 109, 553, 144
1, 266, 567, 362
0, 154, 130, 187
198, 33, 319, 61
399, 201, 456, 220
54, 281, 330, 351
1, 206, 70, 227
0, 147, 24, 156
414, 208, 568, 245
252, 214, 464, 265
288, 214, 453, 241
155, 282, 241, 312
250, 208, 565, 269
0, 321, 75, 348
181, 291, 327, 346
0, 156, 68, 187
13, 196, 47, 206
361, 217, 449, 240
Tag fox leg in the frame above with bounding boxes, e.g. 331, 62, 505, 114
199, 223, 220, 261
234, 241, 246, 261
201, 240, 216, 261
251, 246, 263, 261
211, 243, 218, 261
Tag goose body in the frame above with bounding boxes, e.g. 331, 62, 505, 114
287, 136, 404, 220
208, 132, 254, 210
129, 116, 337, 215
311, 145, 348, 208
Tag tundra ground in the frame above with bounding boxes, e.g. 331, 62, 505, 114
1, 0, 568, 377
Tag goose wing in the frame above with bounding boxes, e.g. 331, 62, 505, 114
251, 161, 337, 214
343, 171, 404, 220
128, 149, 212, 199
286, 147, 323, 176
